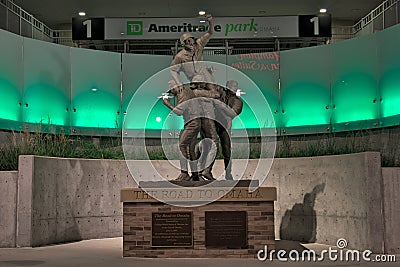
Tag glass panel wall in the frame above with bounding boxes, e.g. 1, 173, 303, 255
70, 48, 121, 135
1, 24, 400, 136
0, 29, 22, 130
280, 46, 331, 134
330, 34, 379, 132
378, 24, 400, 127
22, 38, 70, 133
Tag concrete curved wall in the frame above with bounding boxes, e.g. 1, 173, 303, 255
1, 152, 398, 253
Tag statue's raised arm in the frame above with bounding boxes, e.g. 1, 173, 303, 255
170, 14, 214, 85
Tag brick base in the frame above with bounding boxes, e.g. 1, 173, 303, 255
123, 201, 275, 258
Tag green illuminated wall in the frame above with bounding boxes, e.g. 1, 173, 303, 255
22, 38, 70, 132
330, 34, 380, 132
280, 45, 331, 134
70, 48, 121, 134
0, 30, 22, 130
122, 53, 173, 131
0, 23, 400, 136
378, 25, 400, 127
227, 52, 279, 130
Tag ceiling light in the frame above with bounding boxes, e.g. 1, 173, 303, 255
199, 20, 206, 23
198, 11, 206, 16
320, 8, 327, 13
78, 12, 86, 16
91, 88, 98, 92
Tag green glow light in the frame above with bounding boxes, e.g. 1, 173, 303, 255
3, 26, 400, 134
332, 72, 378, 123
23, 83, 68, 125
72, 89, 120, 128
145, 101, 174, 130
380, 69, 400, 118
233, 102, 260, 129
281, 82, 330, 127
255, 86, 280, 128
0, 78, 20, 121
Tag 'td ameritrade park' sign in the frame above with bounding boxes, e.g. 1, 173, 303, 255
72, 15, 331, 40
106, 17, 299, 39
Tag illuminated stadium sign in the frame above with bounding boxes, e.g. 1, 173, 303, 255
72, 15, 331, 40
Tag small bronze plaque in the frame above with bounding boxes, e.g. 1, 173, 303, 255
152, 212, 193, 247
205, 211, 247, 248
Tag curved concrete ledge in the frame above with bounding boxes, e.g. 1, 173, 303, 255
1, 152, 397, 253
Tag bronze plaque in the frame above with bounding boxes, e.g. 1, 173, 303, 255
152, 212, 193, 247
205, 211, 247, 248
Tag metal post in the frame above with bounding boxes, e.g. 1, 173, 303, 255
225, 39, 229, 81
19, 5, 21, 35
124, 40, 129, 53
274, 38, 280, 52
174, 40, 178, 57
383, 4, 386, 29
276, 37, 281, 125
120, 53, 123, 120
31, 14, 33, 38
225, 39, 229, 63
5, 0, 8, 31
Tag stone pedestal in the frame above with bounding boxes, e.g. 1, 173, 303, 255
121, 185, 277, 258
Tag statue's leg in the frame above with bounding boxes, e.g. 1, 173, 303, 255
200, 118, 219, 180
176, 129, 190, 181
188, 120, 201, 181
221, 125, 233, 180
196, 129, 206, 175
188, 138, 199, 181
216, 121, 233, 180
179, 119, 200, 181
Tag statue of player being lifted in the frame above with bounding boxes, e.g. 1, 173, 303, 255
164, 14, 243, 181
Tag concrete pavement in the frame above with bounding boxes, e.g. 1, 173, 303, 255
0, 238, 398, 267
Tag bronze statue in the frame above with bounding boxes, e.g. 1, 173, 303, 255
215, 80, 243, 180
166, 14, 243, 181
162, 80, 201, 181
170, 14, 215, 85
190, 75, 220, 180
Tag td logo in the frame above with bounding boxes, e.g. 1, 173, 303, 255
127, 21, 143, 35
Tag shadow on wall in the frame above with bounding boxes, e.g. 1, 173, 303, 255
280, 183, 326, 243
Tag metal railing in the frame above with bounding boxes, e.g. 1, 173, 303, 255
0, 0, 53, 41
331, 26, 355, 43
53, 30, 74, 46
353, 0, 399, 34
